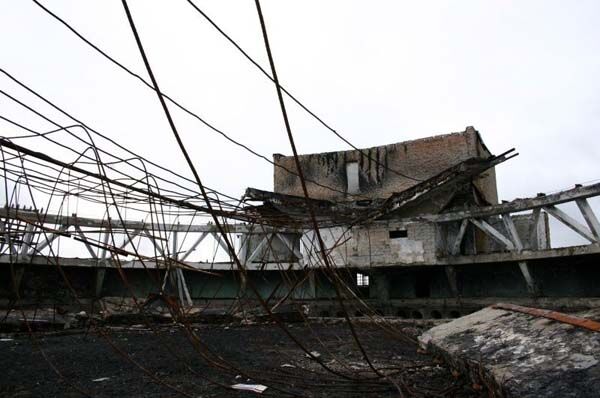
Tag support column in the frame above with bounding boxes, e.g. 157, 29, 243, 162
445, 266, 460, 300
11, 265, 25, 297
370, 270, 390, 304
95, 231, 110, 298
518, 261, 538, 296
307, 270, 317, 299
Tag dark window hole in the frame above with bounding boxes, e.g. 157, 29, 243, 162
389, 230, 408, 239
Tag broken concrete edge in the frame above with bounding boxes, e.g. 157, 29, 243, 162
419, 307, 507, 396
418, 305, 600, 398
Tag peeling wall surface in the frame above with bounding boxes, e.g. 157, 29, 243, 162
298, 211, 551, 268
301, 220, 438, 267
273, 127, 498, 204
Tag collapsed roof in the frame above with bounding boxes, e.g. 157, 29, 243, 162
243, 146, 516, 228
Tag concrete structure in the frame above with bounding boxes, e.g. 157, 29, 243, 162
2, 127, 600, 318
273, 126, 498, 204
419, 305, 600, 397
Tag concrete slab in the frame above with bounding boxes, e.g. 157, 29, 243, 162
419, 306, 600, 397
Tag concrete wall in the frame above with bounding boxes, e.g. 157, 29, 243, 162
273, 127, 498, 204
301, 220, 439, 268
485, 213, 550, 252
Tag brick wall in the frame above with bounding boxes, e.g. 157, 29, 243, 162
273, 126, 498, 204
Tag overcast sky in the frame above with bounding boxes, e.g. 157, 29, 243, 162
1, 0, 599, 246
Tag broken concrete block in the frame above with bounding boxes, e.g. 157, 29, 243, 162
419, 306, 600, 397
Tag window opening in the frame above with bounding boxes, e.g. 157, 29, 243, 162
389, 229, 408, 239
346, 162, 359, 193
356, 272, 369, 287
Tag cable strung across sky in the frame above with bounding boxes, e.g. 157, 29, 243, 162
30, 0, 421, 191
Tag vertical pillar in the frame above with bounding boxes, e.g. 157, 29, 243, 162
370, 270, 390, 303
518, 261, 537, 296
308, 270, 317, 299
445, 266, 460, 299
95, 231, 110, 298
12, 265, 25, 297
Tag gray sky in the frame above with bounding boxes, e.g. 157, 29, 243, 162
1, 0, 599, 247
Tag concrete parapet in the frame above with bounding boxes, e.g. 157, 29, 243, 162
419, 306, 600, 397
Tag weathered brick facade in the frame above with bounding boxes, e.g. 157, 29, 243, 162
274, 126, 498, 205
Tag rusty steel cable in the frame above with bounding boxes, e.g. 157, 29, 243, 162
184, 0, 422, 183
28, 0, 409, 199
0, 3, 479, 397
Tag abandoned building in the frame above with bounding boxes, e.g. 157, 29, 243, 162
3, 126, 599, 321
3, 2, 600, 395
2, 123, 600, 397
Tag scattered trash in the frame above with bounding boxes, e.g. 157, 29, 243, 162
231, 384, 268, 393
306, 351, 321, 359
92, 377, 110, 382
280, 363, 295, 368
235, 375, 242, 379
0, 338, 14, 342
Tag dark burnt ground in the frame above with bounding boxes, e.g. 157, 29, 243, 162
0, 322, 483, 397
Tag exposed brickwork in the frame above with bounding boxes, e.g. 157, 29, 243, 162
273, 126, 498, 204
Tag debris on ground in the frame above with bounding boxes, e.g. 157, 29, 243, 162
230, 383, 268, 393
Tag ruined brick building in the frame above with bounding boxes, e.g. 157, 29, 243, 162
4, 127, 599, 320
246, 126, 547, 268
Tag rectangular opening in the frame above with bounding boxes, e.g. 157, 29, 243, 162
356, 272, 369, 287
415, 270, 432, 298
389, 229, 408, 239
346, 162, 359, 194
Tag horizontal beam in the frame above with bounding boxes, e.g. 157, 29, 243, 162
412, 183, 600, 223
0, 208, 301, 234
0, 255, 301, 271
436, 243, 600, 265
6, 242, 599, 270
